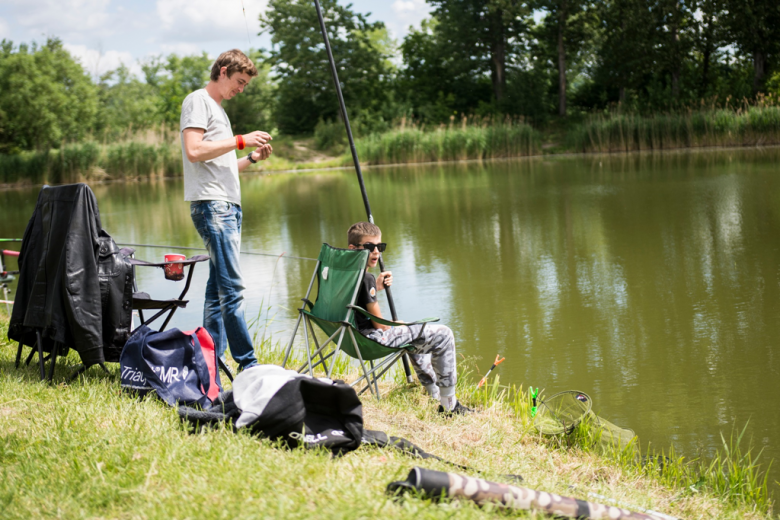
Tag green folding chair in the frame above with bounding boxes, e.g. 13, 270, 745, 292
282, 243, 439, 399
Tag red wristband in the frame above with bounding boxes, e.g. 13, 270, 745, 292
236, 135, 245, 150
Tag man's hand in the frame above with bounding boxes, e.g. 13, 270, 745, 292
376, 271, 392, 291
253, 144, 273, 161
242, 131, 273, 148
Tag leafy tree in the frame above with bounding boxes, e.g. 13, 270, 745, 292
0, 38, 99, 152
533, 0, 599, 116
95, 64, 161, 139
260, 0, 392, 134
398, 18, 493, 122
583, 0, 653, 106
142, 53, 212, 127
694, 0, 728, 97
723, 0, 780, 94
426, 0, 530, 104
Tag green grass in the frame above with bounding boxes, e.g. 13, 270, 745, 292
566, 105, 780, 153
0, 319, 775, 519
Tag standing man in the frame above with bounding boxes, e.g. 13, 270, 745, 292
180, 49, 273, 371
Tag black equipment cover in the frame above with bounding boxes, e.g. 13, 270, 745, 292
9, 184, 133, 366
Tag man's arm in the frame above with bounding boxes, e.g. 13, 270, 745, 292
237, 144, 273, 172
182, 128, 272, 163
365, 301, 391, 331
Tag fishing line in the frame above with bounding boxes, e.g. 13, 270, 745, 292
116, 242, 316, 262
239, 0, 252, 49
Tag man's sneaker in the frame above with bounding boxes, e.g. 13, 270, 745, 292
437, 400, 474, 416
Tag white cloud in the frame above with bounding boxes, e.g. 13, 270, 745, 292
392, 0, 424, 14
388, 0, 430, 39
5, 0, 113, 41
64, 43, 143, 79
156, 0, 268, 46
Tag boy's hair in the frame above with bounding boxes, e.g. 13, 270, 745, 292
210, 49, 258, 81
348, 222, 381, 246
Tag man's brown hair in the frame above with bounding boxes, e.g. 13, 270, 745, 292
210, 49, 258, 81
348, 222, 382, 246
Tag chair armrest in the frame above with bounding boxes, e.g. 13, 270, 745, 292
347, 305, 439, 327
301, 298, 314, 310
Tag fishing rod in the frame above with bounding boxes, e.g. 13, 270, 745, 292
312, 0, 414, 383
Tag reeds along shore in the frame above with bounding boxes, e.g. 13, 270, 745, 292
0, 141, 182, 185
3, 104, 780, 184
567, 102, 780, 153
353, 117, 542, 165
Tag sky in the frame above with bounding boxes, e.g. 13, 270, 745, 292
0, 0, 432, 79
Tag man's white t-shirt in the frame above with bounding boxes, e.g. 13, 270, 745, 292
180, 89, 241, 205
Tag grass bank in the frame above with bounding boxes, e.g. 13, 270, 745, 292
0, 319, 773, 519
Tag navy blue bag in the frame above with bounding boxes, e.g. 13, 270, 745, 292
120, 325, 219, 408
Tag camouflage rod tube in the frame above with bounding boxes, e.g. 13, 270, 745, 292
387, 467, 676, 520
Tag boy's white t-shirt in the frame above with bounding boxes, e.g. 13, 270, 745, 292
180, 89, 241, 205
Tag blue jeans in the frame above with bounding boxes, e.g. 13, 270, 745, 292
190, 200, 257, 370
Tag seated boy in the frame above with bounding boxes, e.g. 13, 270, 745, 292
347, 222, 472, 415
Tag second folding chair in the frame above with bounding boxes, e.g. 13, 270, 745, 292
281, 243, 439, 399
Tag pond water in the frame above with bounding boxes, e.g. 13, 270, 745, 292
2, 147, 779, 490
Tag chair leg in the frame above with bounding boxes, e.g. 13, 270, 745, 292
326, 328, 348, 379
47, 342, 58, 382
282, 311, 305, 368
369, 360, 379, 397
304, 317, 329, 374
24, 347, 35, 366
296, 327, 342, 374
301, 314, 314, 376
308, 350, 336, 373
347, 328, 377, 400
353, 352, 403, 396
15, 342, 23, 369
35, 330, 45, 381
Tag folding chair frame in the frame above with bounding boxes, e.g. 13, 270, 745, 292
281, 254, 437, 399
14, 254, 214, 383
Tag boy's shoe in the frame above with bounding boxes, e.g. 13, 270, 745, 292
437, 400, 474, 416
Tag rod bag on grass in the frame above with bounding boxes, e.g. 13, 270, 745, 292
120, 325, 221, 407
387, 467, 671, 520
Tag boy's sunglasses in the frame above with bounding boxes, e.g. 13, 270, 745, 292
360, 242, 386, 253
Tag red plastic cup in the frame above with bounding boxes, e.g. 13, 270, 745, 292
163, 254, 186, 281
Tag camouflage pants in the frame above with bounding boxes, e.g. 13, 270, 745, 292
363, 323, 457, 388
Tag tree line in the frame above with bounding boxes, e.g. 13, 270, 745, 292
1, 0, 779, 153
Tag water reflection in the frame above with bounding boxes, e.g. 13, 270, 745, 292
1, 147, 780, 491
